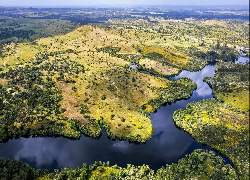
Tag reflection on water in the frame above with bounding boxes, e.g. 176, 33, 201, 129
0, 62, 234, 172
235, 55, 249, 64
129, 64, 138, 70
173, 64, 215, 98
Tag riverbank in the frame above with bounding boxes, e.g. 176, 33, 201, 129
173, 61, 249, 179
0, 149, 238, 180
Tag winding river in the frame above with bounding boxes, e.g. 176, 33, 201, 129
0, 56, 248, 172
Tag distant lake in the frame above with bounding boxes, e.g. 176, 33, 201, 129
2, 57, 248, 172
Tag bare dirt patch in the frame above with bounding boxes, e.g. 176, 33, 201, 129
56, 81, 89, 124
0, 79, 9, 86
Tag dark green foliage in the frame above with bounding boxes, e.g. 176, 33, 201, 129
184, 46, 207, 59
110, 114, 115, 119
116, 54, 142, 63
79, 105, 90, 114
204, 61, 249, 93
101, 95, 106, 100
176, 44, 240, 71
0, 18, 78, 44
120, 117, 125, 122
108, 85, 115, 91
70, 119, 81, 131
132, 77, 136, 82
0, 158, 38, 180
156, 149, 238, 180
1, 150, 237, 179
146, 52, 165, 60
173, 98, 249, 179
0, 28, 35, 42
183, 44, 239, 63
79, 117, 101, 138
97, 46, 121, 56
0, 66, 64, 142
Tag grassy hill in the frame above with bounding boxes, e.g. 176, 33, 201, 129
0, 25, 197, 142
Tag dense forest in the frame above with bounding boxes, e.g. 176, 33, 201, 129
0, 149, 238, 179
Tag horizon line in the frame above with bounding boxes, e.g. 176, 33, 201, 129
0, 4, 249, 8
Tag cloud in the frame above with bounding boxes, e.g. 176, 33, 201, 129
14, 138, 69, 167
173, 65, 215, 97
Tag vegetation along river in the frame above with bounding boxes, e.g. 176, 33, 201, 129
0, 56, 248, 173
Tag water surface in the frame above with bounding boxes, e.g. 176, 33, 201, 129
2, 59, 244, 172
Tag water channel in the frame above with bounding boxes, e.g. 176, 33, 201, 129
0, 56, 248, 172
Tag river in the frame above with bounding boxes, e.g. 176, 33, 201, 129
0, 56, 248, 172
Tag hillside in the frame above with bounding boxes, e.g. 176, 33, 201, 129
0, 8, 248, 180
0, 25, 197, 142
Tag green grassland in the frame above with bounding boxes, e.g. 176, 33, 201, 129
0, 25, 197, 142
173, 62, 249, 179
1, 149, 238, 180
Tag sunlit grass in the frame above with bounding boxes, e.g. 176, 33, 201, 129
216, 89, 249, 110
174, 98, 249, 178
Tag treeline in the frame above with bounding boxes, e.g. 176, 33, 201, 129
182, 44, 239, 63
0, 18, 78, 45
0, 149, 238, 180
0, 28, 35, 41
204, 61, 249, 93
97, 46, 121, 56
143, 78, 197, 113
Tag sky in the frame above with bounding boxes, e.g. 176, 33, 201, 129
0, 0, 248, 7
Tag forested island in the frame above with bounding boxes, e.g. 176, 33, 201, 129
0, 5, 249, 180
